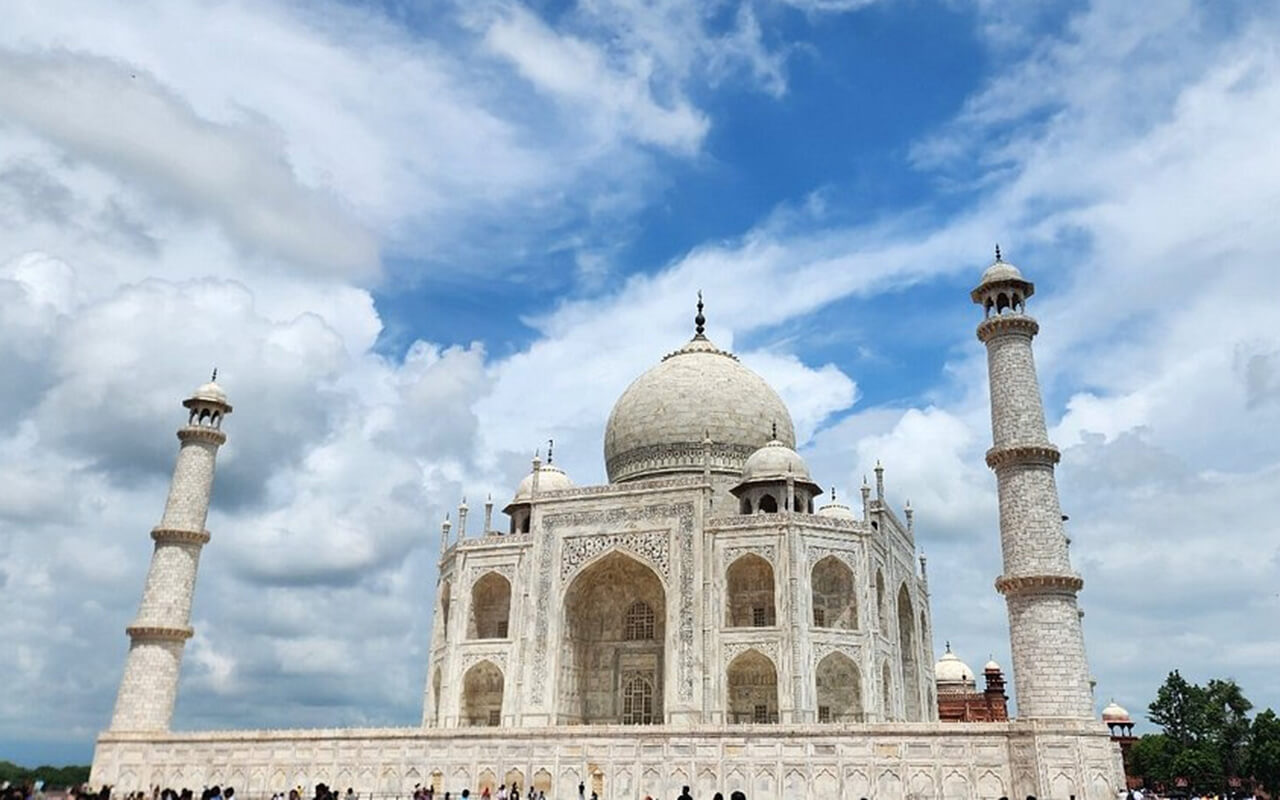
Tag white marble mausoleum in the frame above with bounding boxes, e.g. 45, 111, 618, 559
90, 255, 1125, 800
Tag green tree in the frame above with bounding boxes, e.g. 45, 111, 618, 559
1171, 745, 1224, 793
1205, 679, 1253, 779
1129, 734, 1177, 784
1149, 670, 1208, 748
1249, 709, 1280, 797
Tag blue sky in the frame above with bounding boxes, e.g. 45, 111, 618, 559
1, 0, 1279, 767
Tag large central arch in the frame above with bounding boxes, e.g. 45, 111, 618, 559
559, 551, 666, 724
898, 583, 922, 720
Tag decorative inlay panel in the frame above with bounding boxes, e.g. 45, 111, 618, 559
722, 639, 780, 666
560, 530, 669, 581
724, 544, 776, 565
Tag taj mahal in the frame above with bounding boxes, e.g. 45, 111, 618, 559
89, 254, 1126, 800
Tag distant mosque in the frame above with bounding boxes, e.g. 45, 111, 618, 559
91, 254, 1124, 800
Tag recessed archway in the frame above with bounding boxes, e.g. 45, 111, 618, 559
898, 583, 921, 720
462, 660, 503, 726
727, 649, 778, 724
468, 572, 511, 639
560, 551, 666, 724
811, 556, 857, 629
815, 652, 863, 723
726, 553, 776, 627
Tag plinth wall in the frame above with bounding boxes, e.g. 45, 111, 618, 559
92, 722, 1123, 800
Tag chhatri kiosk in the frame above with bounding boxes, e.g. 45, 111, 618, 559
91, 255, 1124, 800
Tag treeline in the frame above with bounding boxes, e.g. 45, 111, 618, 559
1129, 671, 1280, 795
0, 762, 91, 788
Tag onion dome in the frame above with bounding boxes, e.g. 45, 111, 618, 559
1101, 700, 1132, 724
970, 245, 1035, 305
934, 644, 976, 693
183, 370, 232, 418
510, 463, 573, 505
816, 487, 857, 520
984, 658, 1002, 673
604, 295, 795, 483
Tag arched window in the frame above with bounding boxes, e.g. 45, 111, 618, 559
624, 601, 655, 640
875, 570, 887, 630
996, 292, 1010, 313
462, 660, 504, 727
726, 554, 776, 628
740, 497, 753, 515
758, 494, 778, 513
468, 572, 512, 640
881, 661, 893, 720
727, 650, 778, 724
811, 556, 857, 630
898, 583, 921, 721
815, 652, 863, 723
440, 581, 452, 642
621, 676, 655, 724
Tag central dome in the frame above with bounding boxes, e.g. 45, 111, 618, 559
604, 333, 796, 483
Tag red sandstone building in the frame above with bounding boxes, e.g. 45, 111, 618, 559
934, 644, 1009, 723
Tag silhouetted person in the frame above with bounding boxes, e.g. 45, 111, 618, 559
678, 787, 693, 800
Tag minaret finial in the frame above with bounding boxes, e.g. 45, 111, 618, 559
831, 486, 837, 502
995, 243, 1002, 262
211, 367, 217, 382
547, 438, 554, 464
694, 291, 706, 337
945, 640, 951, 652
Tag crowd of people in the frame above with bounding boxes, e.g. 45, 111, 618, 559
0, 782, 757, 800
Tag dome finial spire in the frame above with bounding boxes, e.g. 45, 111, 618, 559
211, 367, 217, 382
995, 243, 1002, 262
694, 290, 706, 337
547, 438, 554, 464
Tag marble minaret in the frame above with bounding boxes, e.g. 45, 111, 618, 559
109, 376, 231, 731
973, 250, 1094, 719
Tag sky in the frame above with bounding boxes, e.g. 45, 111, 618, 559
2, 0, 1279, 766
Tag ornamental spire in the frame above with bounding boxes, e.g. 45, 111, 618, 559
547, 438, 554, 464
694, 290, 706, 337
211, 367, 217, 382
995, 243, 1002, 262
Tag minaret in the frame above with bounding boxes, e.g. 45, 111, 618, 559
109, 374, 231, 731
972, 248, 1093, 719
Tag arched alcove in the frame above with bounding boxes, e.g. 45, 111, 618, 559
462, 660, 503, 726
468, 572, 511, 639
726, 553, 775, 627
439, 581, 452, 642
811, 556, 856, 629
430, 667, 442, 726
897, 583, 921, 720
758, 493, 778, 513
815, 652, 862, 723
881, 661, 893, 719
727, 649, 778, 724
875, 570, 887, 630
560, 551, 666, 724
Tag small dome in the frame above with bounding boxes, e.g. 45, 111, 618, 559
979, 259, 1024, 285
817, 501, 857, 521
741, 439, 812, 483
934, 646, 976, 687
1102, 700, 1132, 723
191, 380, 228, 404
511, 463, 574, 504
984, 658, 1002, 672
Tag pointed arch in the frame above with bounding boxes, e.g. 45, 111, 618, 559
726, 649, 778, 723
811, 555, 857, 629
468, 571, 511, 639
815, 651, 863, 722
897, 582, 921, 720
462, 659, 503, 726
560, 551, 665, 724
881, 660, 893, 719
758, 493, 778, 513
875, 569, 887, 630
439, 580, 452, 642
726, 553, 776, 627
430, 666, 442, 726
